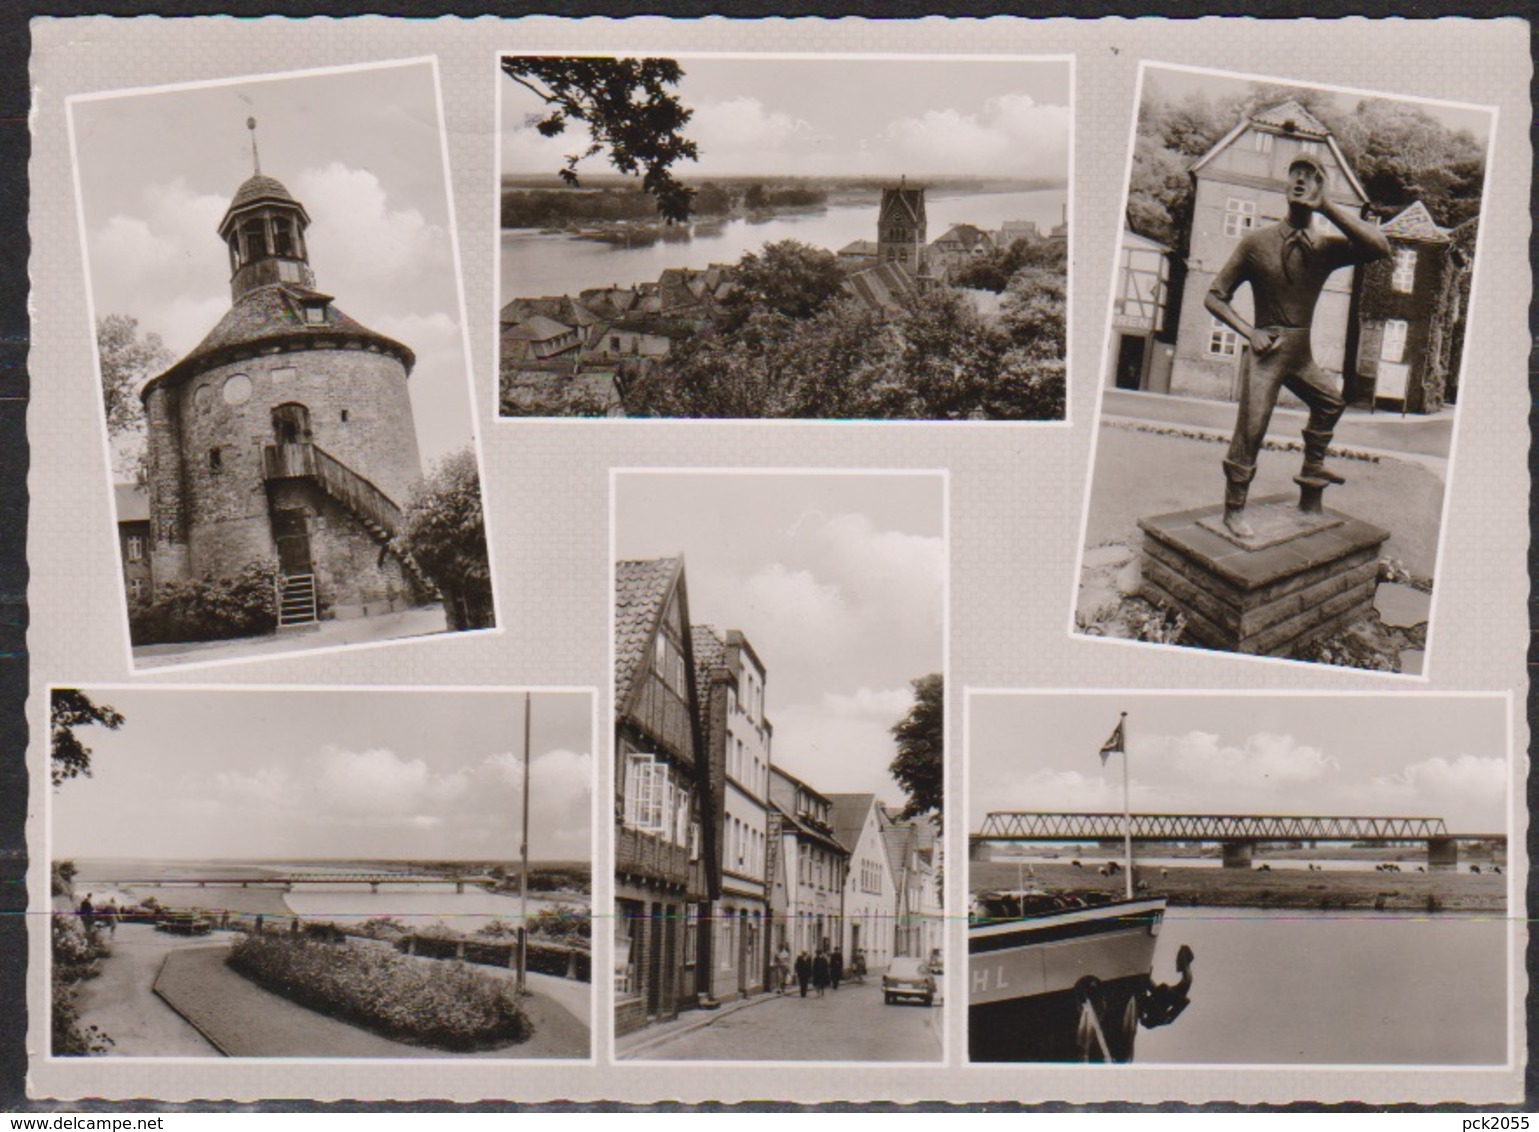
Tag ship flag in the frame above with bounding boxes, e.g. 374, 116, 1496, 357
1099, 719, 1125, 766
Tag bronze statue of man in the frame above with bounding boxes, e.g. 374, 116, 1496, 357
1204, 154, 1390, 538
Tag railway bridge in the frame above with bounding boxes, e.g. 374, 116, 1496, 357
970, 812, 1504, 869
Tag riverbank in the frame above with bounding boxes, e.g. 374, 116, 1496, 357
970, 860, 1507, 913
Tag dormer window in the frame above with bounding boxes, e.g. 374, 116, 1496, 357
303, 302, 328, 325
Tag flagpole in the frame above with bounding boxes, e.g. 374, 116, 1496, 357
518, 690, 531, 995
1120, 712, 1133, 900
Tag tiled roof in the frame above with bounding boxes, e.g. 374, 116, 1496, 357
772, 803, 851, 856
615, 557, 680, 714
1381, 200, 1451, 243
879, 821, 913, 881
825, 794, 877, 859
505, 314, 573, 341
1250, 100, 1330, 138
228, 173, 299, 212
147, 284, 413, 393
880, 185, 927, 226
838, 239, 880, 256
691, 623, 727, 710
113, 482, 149, 523
843, 260, 922, 313
933, 224, 992, 249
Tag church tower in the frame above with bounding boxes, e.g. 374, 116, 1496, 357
140, 120, 434, 629
877, 177, 928, 274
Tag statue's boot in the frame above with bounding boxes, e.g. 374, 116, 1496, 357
1299, 428, 1346, 485
1222, 459, 1256, 539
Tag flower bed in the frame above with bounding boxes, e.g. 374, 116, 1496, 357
227, 932, 530, 1051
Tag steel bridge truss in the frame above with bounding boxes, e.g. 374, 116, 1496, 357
977, 812, 1454, 843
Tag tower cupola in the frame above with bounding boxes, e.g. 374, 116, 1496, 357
217, 118, 316, 301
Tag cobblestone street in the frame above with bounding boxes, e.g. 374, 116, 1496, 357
623, 977, 943, 1063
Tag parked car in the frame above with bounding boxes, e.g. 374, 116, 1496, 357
155, 910, 213, 936
883, 956, 936, 1006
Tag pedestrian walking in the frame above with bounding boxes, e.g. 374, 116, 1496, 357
774, 943, 792, 995
77, 894, 95, 936
103, 898, 118, 936
812, 949, 830, 998
794, 950, 812, 998
830, 947, 843, 991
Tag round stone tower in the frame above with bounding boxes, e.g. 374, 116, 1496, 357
141, 129, 431, 624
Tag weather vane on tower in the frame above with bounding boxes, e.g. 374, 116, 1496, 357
246, 115, 261, 176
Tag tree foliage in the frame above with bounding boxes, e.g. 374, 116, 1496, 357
401, 447, 494, 631
889, 674, 943, 825
723, 240, 847, 325
128, 560, 280, 646
1129, 81, 1487, 248
951, 237, 1067, 293
502, 56, 699, 223
96, 314, 172, 482
626, 241, 1066, 421
51, 689, 125, 788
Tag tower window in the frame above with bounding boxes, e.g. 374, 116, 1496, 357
222, 374, 252, 406
340, 409, 350, 423
272, 219, 296, 258
209, 447, 224, 472
240, 217, 268, 261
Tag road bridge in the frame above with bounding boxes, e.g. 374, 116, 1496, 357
971, 812, 1504, 869
100, 873, 500, 894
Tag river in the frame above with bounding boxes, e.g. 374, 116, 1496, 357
71, 859, 584, 933
993, 853, 1502, 873
1136, 909, 1510, 1065
500, 188, 1067, 300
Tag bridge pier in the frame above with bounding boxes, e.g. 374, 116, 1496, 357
456, 880, 465, 894
1221, 840, 1255, 869
1427, 837, 1459, 872
968, 837, 991, 863
370, 881, 380, 894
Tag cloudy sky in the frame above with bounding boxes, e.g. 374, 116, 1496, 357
615, 471, 945, 805
52, 687, 594, 863
70, 60, 475, 466
968, 693, 1509, 836
502, 56, 1071, 181
1142, 64, 1495, 142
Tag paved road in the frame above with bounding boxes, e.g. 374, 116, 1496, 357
1099, 388, 1455, 460
630, 978, 943, 1063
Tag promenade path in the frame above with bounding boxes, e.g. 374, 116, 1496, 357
72, 923, 222, 1057
75, 922, 589, 1058
156, 943, 589, 1059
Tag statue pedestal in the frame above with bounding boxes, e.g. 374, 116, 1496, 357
1137, 495, 1389, 656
